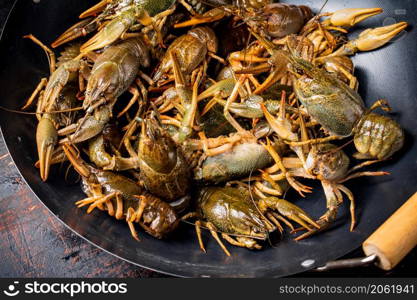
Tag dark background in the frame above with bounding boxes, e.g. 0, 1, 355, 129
0, 0, 416, 278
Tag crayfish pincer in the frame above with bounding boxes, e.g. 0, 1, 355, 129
138, 117, 191, 202
183, 186, 318, 256
62, 144, 179, 240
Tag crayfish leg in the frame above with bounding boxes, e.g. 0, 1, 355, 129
265, 212, 284, 233
22, 78, 48, 110
126, 207, 140, 241
85, 192, 117, 214
206, 222, 231, 257
117, 85, 140, 118
287, 135, 344, 147
133, 195, 148, 223
36, 117, 58, 182
223, 77, 247, 133
115, 193, 124, 220
181, 214, 231, 256
221, 233, 262, 250
195, 220, 206, 253
273, 212, 295, 233
24, 34, 56, 73
181, 213, 206, 253
75, 196, 101, 208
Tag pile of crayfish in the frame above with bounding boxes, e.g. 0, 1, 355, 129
22, 0, 407, 256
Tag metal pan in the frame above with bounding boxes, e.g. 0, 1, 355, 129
0, 0, 416, 277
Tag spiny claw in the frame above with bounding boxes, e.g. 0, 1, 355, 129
295, 182, 341, 241
80, 10, 136, 53
197, 78, 235, 102
354, 21, 408, 51
79, 0, 111, 19
261, 103, 298, 142
326, 8, 383, 27
59, 106, 112, 144
36, 118, 58, 181
35, 147, 67, 169
52, 18, 95, 48
42, 59, 81, 108
331, 22, 408, 56
174, 8, 226, 28
258, 197, 320, 231
62, 144, 91, 178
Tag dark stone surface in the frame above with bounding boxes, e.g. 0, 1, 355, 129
0, 0, 415, 278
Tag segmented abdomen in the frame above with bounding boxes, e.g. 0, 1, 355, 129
354, 113, 404, 160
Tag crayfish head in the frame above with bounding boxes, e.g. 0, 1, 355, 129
199, 187, 270, 240
84, 62, 120, 109
229, 203, 270, 240
139, 117, 178, 174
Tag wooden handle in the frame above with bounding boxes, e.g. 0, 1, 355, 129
363, 192, 417, 270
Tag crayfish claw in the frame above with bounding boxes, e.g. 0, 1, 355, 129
276, 199, 320, 230
294, 218, 330, 241
258, 197, 320, 232
355, 21, 409, 52
326, 8, 383, 27
80, 11, 135, 53
59, 106, 112, 145
52, 18, 95, 48
36, 118, 58, 182
79, 0, 111, 19
331, 22, 409, 57
174, 8, 226, 28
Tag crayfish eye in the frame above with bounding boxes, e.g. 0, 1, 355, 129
107, 85, 116, 93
